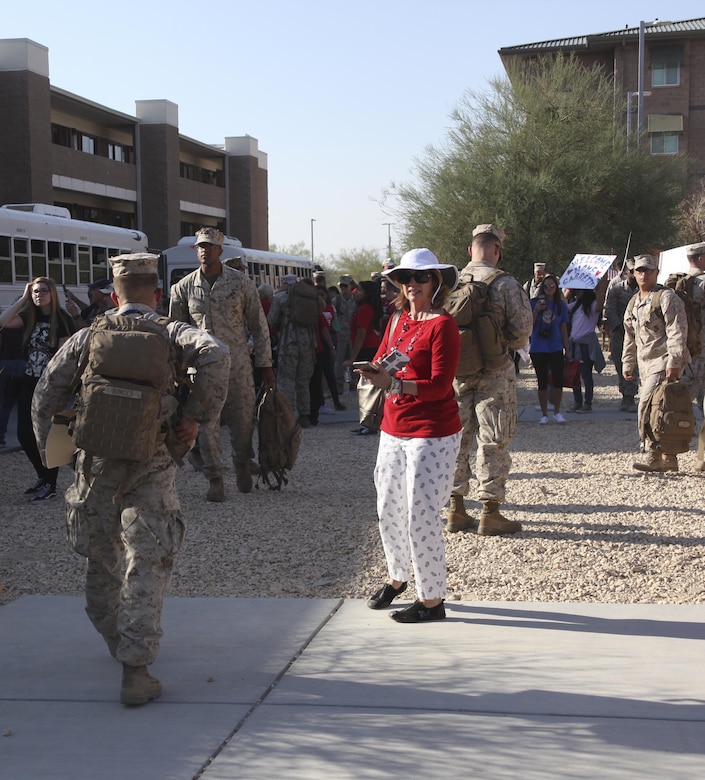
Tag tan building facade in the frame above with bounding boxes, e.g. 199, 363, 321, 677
0, 38, 269, 251
499, 17, 705, 184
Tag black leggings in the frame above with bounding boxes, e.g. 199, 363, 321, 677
18, 375, 58, 486
530, 351, 564, 391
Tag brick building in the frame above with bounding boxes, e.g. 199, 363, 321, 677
499, 17, 705, 185
0, 38, 269, 251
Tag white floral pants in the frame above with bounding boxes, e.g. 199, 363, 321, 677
374, 431, 461, 600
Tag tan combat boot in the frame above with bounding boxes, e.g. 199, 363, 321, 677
120, 664, 162, 706
206, 476, 225, 502
661, 453, 679, 472
633, 451, 666, 472
445, 494, 476, 533
478, 501, 522, 536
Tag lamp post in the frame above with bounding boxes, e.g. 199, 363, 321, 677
382, 222, 393, 258
310, 218, 316, 265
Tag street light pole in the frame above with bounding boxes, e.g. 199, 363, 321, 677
382, 222, 393, 258
310, 218, 316, 265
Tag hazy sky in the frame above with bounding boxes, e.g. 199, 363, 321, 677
4, 1, 704, 259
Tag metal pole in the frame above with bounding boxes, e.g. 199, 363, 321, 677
626, 91, 634, 150
637, 20, 646, 143
382, 222, 393, 257
310, 218, 316, 264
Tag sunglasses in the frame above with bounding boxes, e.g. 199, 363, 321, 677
396, 271, 432, 285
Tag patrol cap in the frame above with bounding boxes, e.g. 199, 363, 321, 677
533, 263, 546, 272
88, 278, 110, 291
633, 254, 659, 271
313, 270, 326, 280
109, 252, 159, 277
472, 223, 506, 244
686, 241, 705, 257
195, 227, 224, 246
339, 274, 354, 286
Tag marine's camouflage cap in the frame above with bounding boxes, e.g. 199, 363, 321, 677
686, 241, 705, 257
109, 252, 159, 277
195, 227, 224, 246
633, 254, 659, 271
472, 224, 506, 244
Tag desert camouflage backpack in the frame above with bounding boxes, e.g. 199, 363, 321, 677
256, 387, 302, 489
646, 379, 696, 455
72, 313, 174, 461
288, 281, 319, 327
445, 268, 508, 375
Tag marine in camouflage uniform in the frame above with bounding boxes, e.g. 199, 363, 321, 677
267, 275, 317, 426
680, 242, 705, 416
447, 224, 533, 536
32, 253, 230, 705
622, 253, 690, 473
604, 259, 639, 410
169, 228, 274, 499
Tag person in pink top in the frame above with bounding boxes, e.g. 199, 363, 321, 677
356, 249, 462, 623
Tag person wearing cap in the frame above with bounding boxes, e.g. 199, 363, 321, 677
65, 278, 115, 327
604, 258, 639, 411
31, 253, 230, 705
680, 242, 705, 417
623, 253, 690, 472
267, 274, 318, 426
333, 274, 357, 393
169, 227, 275, 499
523, 262, 547, 300
359, 248, 462, 623
447, 224, 533, 536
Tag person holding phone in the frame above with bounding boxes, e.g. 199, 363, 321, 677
356, 248, 462, 623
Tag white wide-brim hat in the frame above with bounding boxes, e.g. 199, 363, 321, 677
382, 248, 459, 291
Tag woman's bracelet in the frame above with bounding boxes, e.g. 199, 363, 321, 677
385, 376, 403, 398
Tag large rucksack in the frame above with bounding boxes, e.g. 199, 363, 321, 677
72, 314, 174, 461
663, 272, 703, 359
256, 387, 302, 489
646, 379, 696, 455
288, 281, 319, 327
445, 268, 508, 375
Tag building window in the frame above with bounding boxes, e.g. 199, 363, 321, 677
108, 142, 132, 163
650, 132, 679, 155
652, 62, 679, 87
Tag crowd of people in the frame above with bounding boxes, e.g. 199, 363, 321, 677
3, 222, 705, 705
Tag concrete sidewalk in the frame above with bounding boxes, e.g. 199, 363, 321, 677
1, 596, 703, 779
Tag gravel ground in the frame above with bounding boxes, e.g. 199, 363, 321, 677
2, 360, 704, 606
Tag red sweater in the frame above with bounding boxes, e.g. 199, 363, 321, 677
374, 311, 462, 439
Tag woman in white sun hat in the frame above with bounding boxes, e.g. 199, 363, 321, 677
356, 248, 462, 623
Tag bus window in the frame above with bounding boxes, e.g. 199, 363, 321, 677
63, 243, 77, 285
48, 240, 63, 284
0, 236, 11, 283
78, 246, 91, 285
14, 238, 29, 283
31, 239, 47, 280
92, 246, 108, 281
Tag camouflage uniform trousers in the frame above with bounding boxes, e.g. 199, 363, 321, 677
452, 365, 518, 504
197, 353, 256, 476
682, 356, 705, 414
637, 370, 666, 450
66, 446, 185, 667
277, 336, 316, 417
610, 327, 639, 398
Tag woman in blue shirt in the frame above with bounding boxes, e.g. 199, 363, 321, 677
529, 274, 570, 424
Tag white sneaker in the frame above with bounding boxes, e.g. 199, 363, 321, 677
553, 413, 566, 424
539, 416, 549, 425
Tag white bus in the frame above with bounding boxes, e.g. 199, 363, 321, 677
0, 203, 148, 308
160, 236, 315, 294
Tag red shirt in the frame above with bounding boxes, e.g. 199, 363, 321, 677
374, 311, 461, 439
350, 302, 381, 351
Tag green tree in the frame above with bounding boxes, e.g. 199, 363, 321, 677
326, 246, 385, 286
387, 55, 688, 281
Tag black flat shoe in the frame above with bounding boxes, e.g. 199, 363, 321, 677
366, 581, 408, 610
390, 599, 446, 623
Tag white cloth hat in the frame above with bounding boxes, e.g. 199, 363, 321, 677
382, 248, 459, 291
